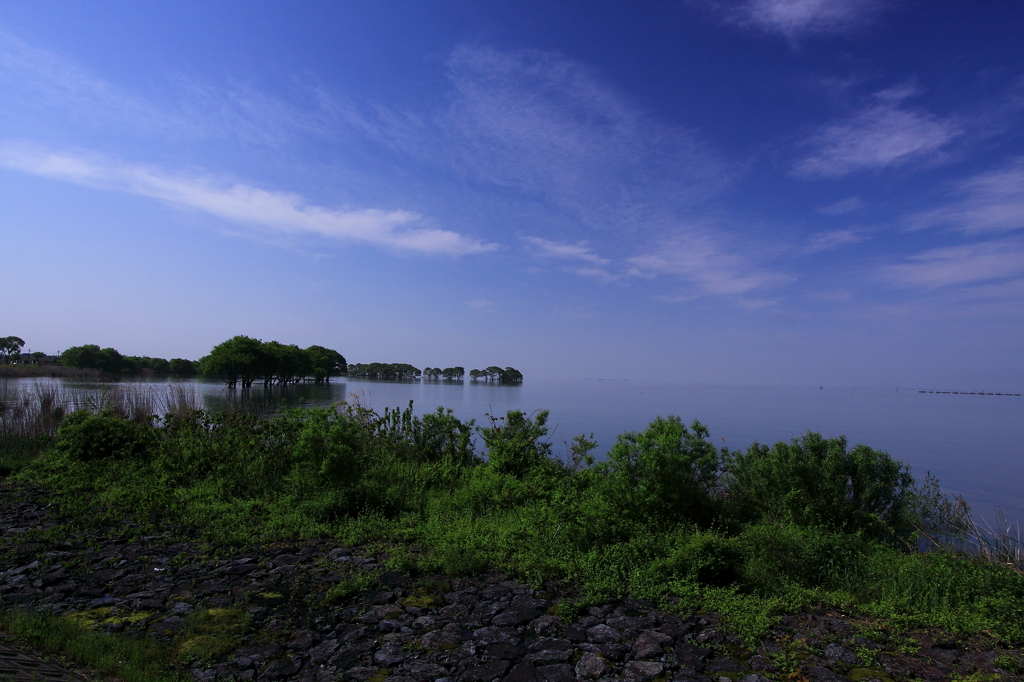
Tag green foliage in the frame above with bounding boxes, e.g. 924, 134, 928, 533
57, 345, 186, 376
323, 571, 381, 605
56, 411, 157, 462
305, 345, 346, 382
0, 607, 187, 682
347, 362, 421, 379
468, 366, 523, 382
592, 416, 721, 527
60, 344, 126, 374
479, 410, 553, 478
168, 358, 198, 375
201, 335, 264, 388
0, 335, 25, 364
12, 404, 1024, 644
726, 432, 916, 541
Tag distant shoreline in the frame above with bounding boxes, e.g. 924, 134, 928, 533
0, 364, 102, 379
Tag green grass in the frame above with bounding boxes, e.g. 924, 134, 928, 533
0, 608, 188, 682
4, 401, 1024, 646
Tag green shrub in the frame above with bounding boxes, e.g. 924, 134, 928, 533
591, 416, 721, 527
56, 410, 157, 462
480, 409, 554, 478
726, 431, 914, 540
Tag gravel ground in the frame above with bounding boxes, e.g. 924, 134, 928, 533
1, 483, 1022, 682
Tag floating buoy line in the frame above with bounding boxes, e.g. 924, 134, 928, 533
917, 390, 1022, 396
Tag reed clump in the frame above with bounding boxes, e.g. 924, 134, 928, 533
0, 381, 207, 475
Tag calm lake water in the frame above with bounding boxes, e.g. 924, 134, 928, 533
5, 375, 1022, 524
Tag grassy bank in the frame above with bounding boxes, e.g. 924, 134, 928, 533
2, 386, 1022, 645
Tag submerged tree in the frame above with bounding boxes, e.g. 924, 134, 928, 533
201, 335, 264, 388
306, 345, 347, 382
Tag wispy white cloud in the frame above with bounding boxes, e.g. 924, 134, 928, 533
434, 46, 730, 229
523, 236, 609, 265
0, 30, 333, 147
906, 158, 1024, 234
805, 229, 868, 253
879, 238, 1024, 289
467, 299, 494, 310
0, 30, 166, 129
573, 267, 619, 283
817, 196, 863, 215
627, 232, 790, 296
793, 91, 961, 179
708, 0, 891, 39
0, 143, 496, 255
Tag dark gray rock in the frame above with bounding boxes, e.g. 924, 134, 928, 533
623, 661, 665, 681
258, 659, 301, 680
575, 652, 607, 679
823, 643, 860, 665
504, 662, 545, 682
473, 626, 520, 645
524, 649, 572, 665
528, 638, 573, 652
493, 608, 541, 628
633, 630, 673, 659
807, 666, 850, 682
374, 641, 408, 666
460, 659, 510, 681
706, 657, 746, 674
562, 626, 587, 643
675, 644, 712, 671
537, 664, 574, 682
587, 624, 622, 644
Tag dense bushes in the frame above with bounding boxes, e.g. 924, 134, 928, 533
55, 411, 156, 462
13, 402, 1024, 642
726, 432, 916, 540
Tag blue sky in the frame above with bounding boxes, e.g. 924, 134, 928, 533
3, 1, 1023, 387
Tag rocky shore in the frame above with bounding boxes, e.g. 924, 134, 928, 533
1, 484, 1021, 682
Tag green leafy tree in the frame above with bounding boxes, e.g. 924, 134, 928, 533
60, 345, 125, 374
263, 341, 312, 385
201, 335, 264, 388
501, 367, 523, 382
0, 336, 25, 364
347, 363, 421, 379
441, 367, 465, 380
305, 345, 346, 382
469, 369, 482, 380
169, 358, 198, 375
485, 366, 503, 381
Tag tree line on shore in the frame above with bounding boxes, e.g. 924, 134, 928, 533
2, 336, 199, 376
349, 364, 523, 382
3, 333, 522, 385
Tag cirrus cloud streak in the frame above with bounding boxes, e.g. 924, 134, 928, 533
0, 143, 496, 255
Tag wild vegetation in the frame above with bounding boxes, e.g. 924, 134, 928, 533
197, 336, 348, 387
1, 382, 1021, 645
